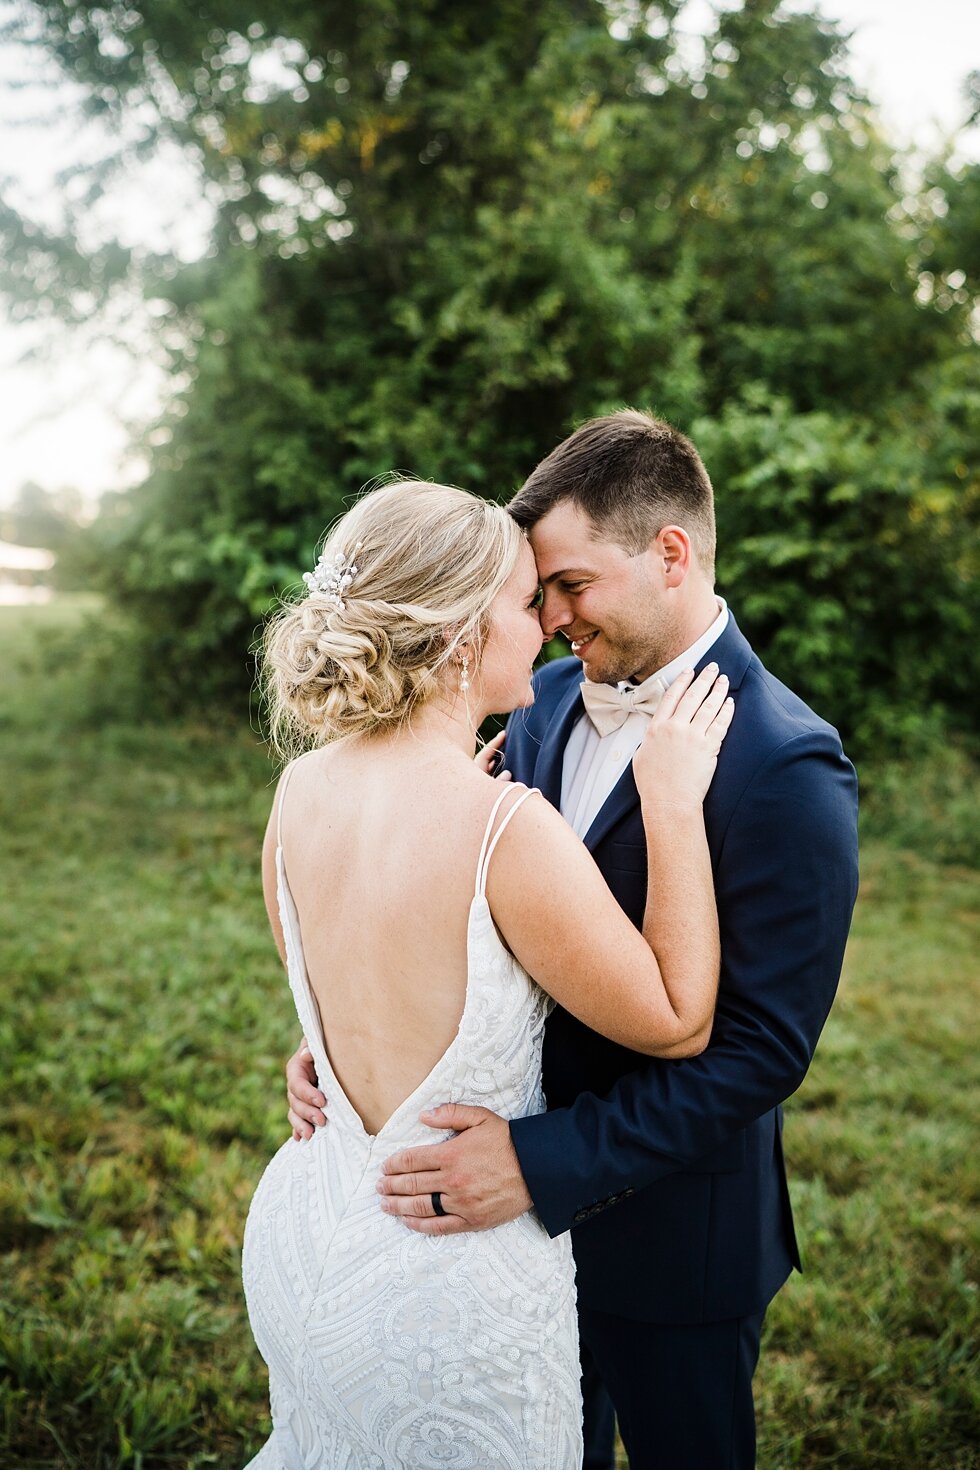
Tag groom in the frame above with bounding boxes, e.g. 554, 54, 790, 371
286, 411, 859, 1468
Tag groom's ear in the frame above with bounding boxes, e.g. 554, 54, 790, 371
652, 525, 692, 587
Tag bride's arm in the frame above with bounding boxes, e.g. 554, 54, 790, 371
489, 667, 731, 1058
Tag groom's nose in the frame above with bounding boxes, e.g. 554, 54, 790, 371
540, 589, 572, 640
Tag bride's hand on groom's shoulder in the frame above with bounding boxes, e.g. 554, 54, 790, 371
286, 1038, 328, 1141
376, 1103, 532, 1235
633, 664, 734, 814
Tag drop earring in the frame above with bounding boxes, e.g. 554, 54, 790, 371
459, 653, 470, 693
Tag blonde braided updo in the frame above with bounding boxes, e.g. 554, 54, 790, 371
262, 480, 523, 758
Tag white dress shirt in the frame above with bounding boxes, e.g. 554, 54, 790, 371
560, 599, 729, 839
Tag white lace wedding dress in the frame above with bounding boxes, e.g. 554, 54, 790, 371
241, 781, 583, 1470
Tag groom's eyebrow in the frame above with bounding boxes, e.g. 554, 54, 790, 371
540, 567, 593, 583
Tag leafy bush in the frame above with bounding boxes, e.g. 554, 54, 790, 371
4, 1, 978, 758
699, 366, 979, 751
860, 738, 979, 868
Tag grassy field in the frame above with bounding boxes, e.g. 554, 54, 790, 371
1, 599, 977, 1469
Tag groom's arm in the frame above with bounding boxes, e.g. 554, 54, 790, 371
377, 726, 857, 1237
510, 730, 859, 1237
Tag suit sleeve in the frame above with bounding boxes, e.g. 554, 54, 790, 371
510, 730, 860, 1238
502, 687, 547, 781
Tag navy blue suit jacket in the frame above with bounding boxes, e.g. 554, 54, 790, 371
506, 613, 859, 1325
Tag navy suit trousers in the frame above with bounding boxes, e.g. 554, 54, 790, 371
579, 1307, 765, 1470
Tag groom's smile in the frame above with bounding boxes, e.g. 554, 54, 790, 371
569, 630, 599, 658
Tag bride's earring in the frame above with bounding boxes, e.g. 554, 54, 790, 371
459, 652, 470, 693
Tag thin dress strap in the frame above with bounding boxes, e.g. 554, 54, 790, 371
475, 785, 538, 898
275, 760, 302, 849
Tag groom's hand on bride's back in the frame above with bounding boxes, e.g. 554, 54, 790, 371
376, 1103, 533, 1235
286, 1037, 328, 1141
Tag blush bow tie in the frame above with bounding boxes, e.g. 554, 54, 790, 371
580, 675, 669, 737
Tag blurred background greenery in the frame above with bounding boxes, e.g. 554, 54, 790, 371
1, 0, 977, 760
0, 1, 977, 1466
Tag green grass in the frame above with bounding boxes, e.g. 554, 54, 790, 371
1, 599, 977, 1469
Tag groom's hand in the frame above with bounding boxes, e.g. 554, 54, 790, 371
377, 1103, 533, 1235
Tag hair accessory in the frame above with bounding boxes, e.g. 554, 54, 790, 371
303, 542, 363, 610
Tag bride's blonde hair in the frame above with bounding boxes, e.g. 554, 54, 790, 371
262, 479, 523, 758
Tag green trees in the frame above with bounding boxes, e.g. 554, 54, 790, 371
3, 1, 976, 747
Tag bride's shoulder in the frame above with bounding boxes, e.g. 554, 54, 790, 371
274, 746, 331, 797
449, 767, 537, 837
269, 746, 345, 832
471, 779, 575, 869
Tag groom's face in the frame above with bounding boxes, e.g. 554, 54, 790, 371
529, 501, 675, 685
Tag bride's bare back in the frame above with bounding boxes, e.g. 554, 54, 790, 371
266, 742, 509, 1137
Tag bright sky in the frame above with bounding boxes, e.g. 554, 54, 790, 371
1, 0, 978, 515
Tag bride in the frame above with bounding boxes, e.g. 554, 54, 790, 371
243, 479, 733, 1469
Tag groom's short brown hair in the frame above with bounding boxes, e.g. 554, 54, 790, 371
509, 409, 716, 577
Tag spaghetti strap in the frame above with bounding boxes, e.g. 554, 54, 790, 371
475, 785, 538, 898
474, 786, 515, 888
276, 748, 323, 847
275, 760, 302, 848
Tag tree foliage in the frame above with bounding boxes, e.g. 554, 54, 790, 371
3, 0, 977, 748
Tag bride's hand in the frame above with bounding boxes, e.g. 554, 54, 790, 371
633, 664, 734, 813
474, 729, 511, 780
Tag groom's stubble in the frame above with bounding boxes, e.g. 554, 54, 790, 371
576, 553, 680, 686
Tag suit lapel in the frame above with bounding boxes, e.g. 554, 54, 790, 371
582, 613, 755, 853
700, 617, 753, 841
533, 677, 585, 809
708, 614, 753, 695
583, 762, 639, 853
